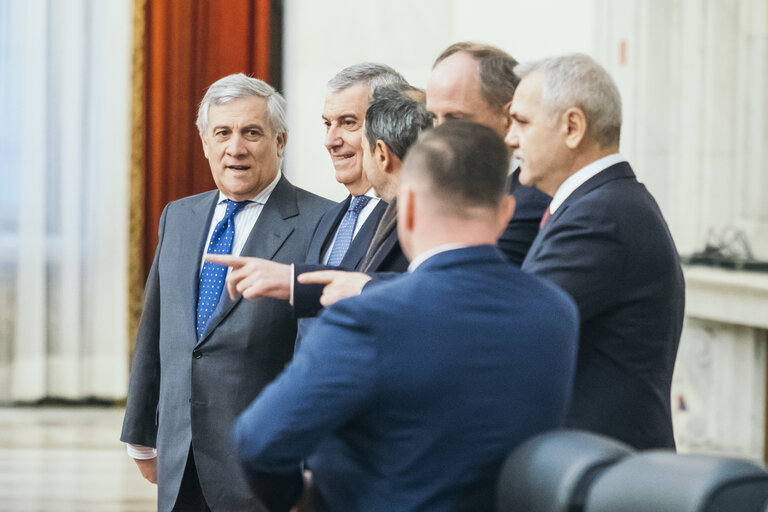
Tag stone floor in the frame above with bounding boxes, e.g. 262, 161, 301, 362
0, 406, 156, 511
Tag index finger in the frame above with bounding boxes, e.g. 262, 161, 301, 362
297, 270, 345, 285
204, 254, 248, 268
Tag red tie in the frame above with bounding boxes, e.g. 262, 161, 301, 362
539, 206, 551, 229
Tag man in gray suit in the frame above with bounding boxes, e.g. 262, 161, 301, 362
120, 73, 332, 512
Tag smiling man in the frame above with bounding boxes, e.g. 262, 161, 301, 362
205, 64, 411, 320
120, 73, 332, 512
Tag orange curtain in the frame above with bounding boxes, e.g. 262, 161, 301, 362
140, 0, 280, 279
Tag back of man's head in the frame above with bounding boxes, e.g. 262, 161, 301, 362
365, 85, 433, 161
515, 53, 622, 148
327, 62, 408, 96
404, 120, 509, 215
432, 42, 519, 113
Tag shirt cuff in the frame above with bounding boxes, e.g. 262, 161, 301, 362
127, 443, 157, 460
290, 263, 295, 307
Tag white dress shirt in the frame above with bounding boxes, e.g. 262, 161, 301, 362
407, 243, 469, 272
547, 153, 627, 215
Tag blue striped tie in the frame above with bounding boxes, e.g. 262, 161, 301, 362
327, 195, 371, 266
196, 200, 249, 339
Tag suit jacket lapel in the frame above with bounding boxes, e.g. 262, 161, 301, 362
179, 192, 219, 340
524, 162, 635, 263
341, 199, 387, 270
361, 198, 398, 272
196, 176, 298, 346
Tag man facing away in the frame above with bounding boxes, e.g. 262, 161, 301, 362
120, 73, 332, 511
233, 121, 580, 512
507, 53, 685, 450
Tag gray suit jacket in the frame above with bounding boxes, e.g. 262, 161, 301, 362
121, 176, 332, 512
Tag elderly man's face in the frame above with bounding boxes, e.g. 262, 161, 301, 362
426, 52, 510, 139
323, 82, 371, 195
505, 70, 565, 195
200, 96, 285, 201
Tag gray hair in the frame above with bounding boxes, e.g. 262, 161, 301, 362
433, 42, 519, 112
365, 85, 433, 160
327, 62, 408, 95
515, 53, 622, 147
196, 73, 287, 136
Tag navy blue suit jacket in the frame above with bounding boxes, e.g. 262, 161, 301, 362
293, 195, 387, 318
498, 168, 551, 265
522, 161, 685, 450
235, 245, 579, 512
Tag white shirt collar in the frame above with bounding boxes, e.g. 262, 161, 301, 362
216, 170, 282, 205
407, 243, 468, 272
549, 154, 626, 213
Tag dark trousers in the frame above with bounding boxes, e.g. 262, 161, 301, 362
172, 449, 211, 512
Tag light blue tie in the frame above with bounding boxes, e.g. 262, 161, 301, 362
196, 200, 249, 339
327, 195, 371, 266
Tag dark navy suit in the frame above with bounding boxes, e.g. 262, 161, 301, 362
522, 161, 685, 450
235, 245, 579, 512
498, 168, 551, 265
292, 195, 388, 318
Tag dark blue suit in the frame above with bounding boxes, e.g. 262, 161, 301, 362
498, 168, 551, 265
235, 245, 579, 512
293, 195, 388, 318
522, 161, 685, 450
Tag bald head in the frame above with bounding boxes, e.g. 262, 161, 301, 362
426, 43, 519, 139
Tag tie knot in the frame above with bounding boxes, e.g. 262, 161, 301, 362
349, 195, 371, 214
224, 199, 250, 219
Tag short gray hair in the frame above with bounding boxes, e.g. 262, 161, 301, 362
327, 62, 408, 95
515, 53, 622, 147
365, 85, 433, 160
196, 73, 287, 136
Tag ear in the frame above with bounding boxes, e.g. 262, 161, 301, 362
402, 187, 416, 232
563, 107, 587, 149
276, 132, 287, 158
501, 100, 513, 132
375, 140, 391, 170
200, 132, 210, 159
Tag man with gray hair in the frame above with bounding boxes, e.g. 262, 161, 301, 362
508, 53, 685, 450
207, 63, 411, 317
120, 73, 332, 511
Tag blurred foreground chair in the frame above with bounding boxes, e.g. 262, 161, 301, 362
496, 429, 634, 512
584, 452, 768, 512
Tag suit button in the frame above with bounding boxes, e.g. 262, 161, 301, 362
192, 349, 202, 359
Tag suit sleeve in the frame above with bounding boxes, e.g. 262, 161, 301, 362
292, 263, 357, 318
523, 205, 625, 322
497, 169, 551, 266
120, 205, 168, 447
234, 299, 378, 474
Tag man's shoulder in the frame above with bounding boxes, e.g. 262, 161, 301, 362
280, 178, 334, 215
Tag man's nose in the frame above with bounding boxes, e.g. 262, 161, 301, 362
504, 125, 519, 148
324, 125, 342, 150
226, 133, 247, 156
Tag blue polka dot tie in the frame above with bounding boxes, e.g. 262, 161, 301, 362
327, 195, 371, 266
196, 200, 249, 339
